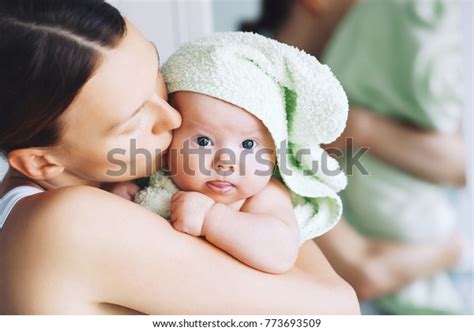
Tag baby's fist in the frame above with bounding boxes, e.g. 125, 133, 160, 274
170, 191, 215, 236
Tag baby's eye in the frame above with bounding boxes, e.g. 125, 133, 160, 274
241, 139, 256, 150
195, 136, 213, 147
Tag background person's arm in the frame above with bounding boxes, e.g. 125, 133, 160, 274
48, 186, 359, 314
326, 107, 466, 186
315, 220, 462, 300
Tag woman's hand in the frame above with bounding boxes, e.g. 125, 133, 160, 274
170, 191, 215, 236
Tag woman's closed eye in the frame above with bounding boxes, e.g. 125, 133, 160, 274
120, 109, 146, 135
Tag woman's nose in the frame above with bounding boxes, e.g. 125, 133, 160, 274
151, 100, 182, 135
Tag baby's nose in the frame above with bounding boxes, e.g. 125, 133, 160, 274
214, 153, 236, 174
216, 162, 234, 171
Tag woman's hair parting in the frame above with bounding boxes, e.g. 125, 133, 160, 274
0, 0, 126, 154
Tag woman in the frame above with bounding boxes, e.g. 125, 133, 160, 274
0, 0, 359, 314
242, 0, 465, 302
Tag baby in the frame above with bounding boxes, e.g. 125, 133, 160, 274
112, 32, 349, 274
159, 90, 299, 274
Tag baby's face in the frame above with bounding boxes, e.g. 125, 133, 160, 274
167, 91, 276, 205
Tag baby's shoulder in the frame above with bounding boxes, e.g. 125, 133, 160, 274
255, 177, 290, 198
240, 177, 291, 212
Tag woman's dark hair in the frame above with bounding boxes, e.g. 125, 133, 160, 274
0, 0, 126, 154
240, 0, 294, 34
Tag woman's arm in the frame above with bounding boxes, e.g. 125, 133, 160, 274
326, 107, 466, 186
203, 178, 300, 274
41, 186, 359, 314
315, 220, 462, 300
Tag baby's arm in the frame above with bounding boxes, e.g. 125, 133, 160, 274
202, 177, 300, 274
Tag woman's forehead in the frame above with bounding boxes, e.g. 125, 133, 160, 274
64, 20, 159, 130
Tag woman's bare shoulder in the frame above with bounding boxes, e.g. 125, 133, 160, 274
34, 185, 133, 209
6, 185, 158, 249
1, 185, 178, 313
5, 185, 172, 271
15, 185, 174, 255
27, 185, 159, 225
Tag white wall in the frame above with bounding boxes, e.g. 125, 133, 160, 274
212, 0, 260, 32
109, 0, 213, 61
460, 0, 473, 266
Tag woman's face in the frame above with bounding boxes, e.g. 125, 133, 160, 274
54, 20, 182, 183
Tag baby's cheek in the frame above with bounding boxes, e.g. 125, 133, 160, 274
242, 153, 274, 178
238, 157, 272, 194
186, 153, 214, 177
239, 173, 272, 198
171, 153, 212, 191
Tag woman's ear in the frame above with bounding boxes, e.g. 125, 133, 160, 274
7, 148, 65, 180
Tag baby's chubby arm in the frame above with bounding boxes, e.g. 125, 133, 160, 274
202, 177, 300, 274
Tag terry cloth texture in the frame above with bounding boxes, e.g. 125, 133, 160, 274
136, 32, 349, 244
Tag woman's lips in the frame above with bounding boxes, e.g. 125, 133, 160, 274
206, 180, 235, 194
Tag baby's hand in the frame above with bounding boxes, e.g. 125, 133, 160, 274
170, 191, 215, 236
103, 181, 141, 201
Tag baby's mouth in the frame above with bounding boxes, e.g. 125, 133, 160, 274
205, 180, 235, 194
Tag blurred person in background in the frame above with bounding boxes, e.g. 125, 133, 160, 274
242, 0, 468, 314
0, 0, 360, 314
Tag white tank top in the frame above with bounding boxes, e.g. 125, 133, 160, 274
0, 186, 44, 229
